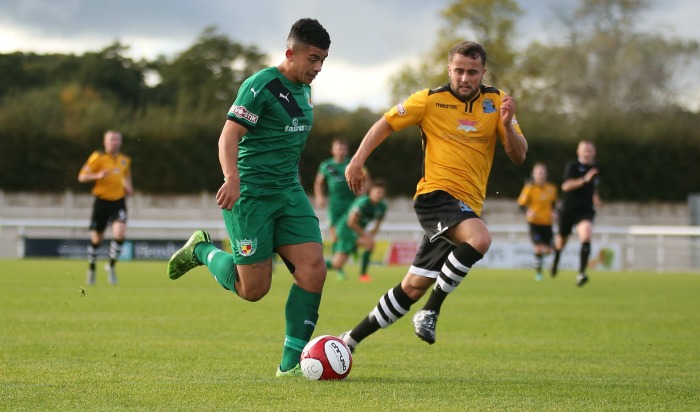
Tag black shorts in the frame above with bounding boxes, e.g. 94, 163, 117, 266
557, 209, 595, 237
409, 191, 480, 278
89, 197, 127, 232
528, 223, 553, 246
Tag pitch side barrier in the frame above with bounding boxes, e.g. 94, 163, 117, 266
1, 219, 699, 272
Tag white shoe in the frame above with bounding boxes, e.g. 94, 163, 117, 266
338, 331, 356, 353
411, 310, 438, 344
105, 264, 117, 285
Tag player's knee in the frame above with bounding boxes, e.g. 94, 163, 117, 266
401, 274, 432, 300
236, 282, 271, 302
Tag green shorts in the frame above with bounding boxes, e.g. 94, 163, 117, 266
223, 184, 322, 265
332, 226, 358, 255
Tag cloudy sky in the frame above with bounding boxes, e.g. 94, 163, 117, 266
1, 0, 698, 110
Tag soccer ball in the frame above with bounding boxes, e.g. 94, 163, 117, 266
300, 335, 353, 380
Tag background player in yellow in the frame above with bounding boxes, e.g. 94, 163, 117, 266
340, 41, 527, 351
517, 162, 558, 281
78, 130, 132, 285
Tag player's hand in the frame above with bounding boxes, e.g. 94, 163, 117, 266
345, 163, 365, 194
500, 95, 516, 125
216, 179, 240, 210
584, 167, 599, 183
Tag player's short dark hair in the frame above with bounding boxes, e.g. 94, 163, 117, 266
287, 18, 331, 51
449, 41, 487, 66
370, 179, 387, 190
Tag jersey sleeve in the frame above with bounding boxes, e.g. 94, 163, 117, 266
80, 151, 101, 175
517, 184, 531, 206
383, 89, 428, 132
227, 76, 268, 129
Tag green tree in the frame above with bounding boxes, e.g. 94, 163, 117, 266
150, 26, 267, 113
80, 42, 145, 108
390, 0, 523, 101
518, 0, 699, 120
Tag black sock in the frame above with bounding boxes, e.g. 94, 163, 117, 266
422, 243, 483, 314
580, 242, 591, 273
351, 284, 415, 343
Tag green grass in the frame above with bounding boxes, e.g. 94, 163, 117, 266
1, 259, 699, 411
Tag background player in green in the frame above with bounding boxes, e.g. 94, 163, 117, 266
314, 139, 356, 244
166, 18, 331, 378
326, 180, 388, 282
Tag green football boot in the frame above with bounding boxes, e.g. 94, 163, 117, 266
167, 230, 212, 280
275, 363, 303, 378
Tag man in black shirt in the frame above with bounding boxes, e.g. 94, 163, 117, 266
551, 140, 601, 286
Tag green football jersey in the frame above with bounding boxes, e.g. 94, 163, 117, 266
317, 157, 355, 208
227, 66, 315, 188
339, 195, 387, 232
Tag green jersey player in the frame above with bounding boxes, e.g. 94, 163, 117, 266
167, 18, 331, 378
314, 139, 356, 243
327, 181, 388, 282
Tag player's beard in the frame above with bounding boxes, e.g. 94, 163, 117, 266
452, 81, 480, 102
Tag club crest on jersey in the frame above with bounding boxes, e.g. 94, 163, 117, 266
236, 238, 258, 257
457, 119, 477, 133
482, 99, 496, 114
305, 90, 313, 108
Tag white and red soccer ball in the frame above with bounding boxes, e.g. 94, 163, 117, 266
300, 335, 353, 380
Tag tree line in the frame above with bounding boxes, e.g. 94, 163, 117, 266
0, 0, 698, 201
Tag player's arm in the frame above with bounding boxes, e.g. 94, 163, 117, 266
346, 210, 364, 236
346, 117, 394, 194
78, 154, 107, 183
562, 167, 599, 192
500, 95, 527, 164
368, 217, 383, 238
313, 171, 327, 208
216, 120, 246, 210
123, 168, 133, 196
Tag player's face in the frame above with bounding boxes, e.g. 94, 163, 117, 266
533, 165, 547, 184
331, 142, 348, 160
287, 44, 329, 84
577, 142, 596, 164
103, 132, 122, 155
448, 53, 486, 102
369, 186, 385, 203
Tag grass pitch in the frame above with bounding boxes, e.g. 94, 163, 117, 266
1, 259, 699, 411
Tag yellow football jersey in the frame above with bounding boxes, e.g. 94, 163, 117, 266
385, 85, 524, 215
517, 182, 558, 225
79, 151, 131, 201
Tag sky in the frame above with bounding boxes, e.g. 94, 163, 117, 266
1, 0, 699, 111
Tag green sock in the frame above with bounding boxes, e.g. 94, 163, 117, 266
360, 250, 372, 274
280, 284, 321, 371
325, 259, 332, 269
194, 243, 238, 294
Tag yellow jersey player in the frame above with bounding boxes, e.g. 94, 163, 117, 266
339, 41, 527, 350
517, 162, 558, 281
78, 130, 132, 285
